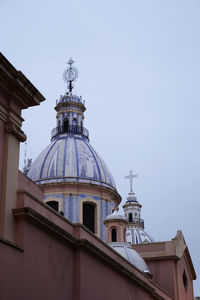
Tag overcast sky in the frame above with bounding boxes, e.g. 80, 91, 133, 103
1, 0, 200, 295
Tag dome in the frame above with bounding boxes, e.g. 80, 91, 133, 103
28, 133, 116, 190
105, 210, 126, 221
109, 242, 150, 273
126, 192, 139, 203
126, 227, 154, 244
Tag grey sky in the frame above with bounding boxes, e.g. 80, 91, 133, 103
1, 0, 200, 295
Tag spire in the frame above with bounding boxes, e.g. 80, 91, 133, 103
123, 171, 144, 228
51, 59, 89, 142
123, 171, 154, 244
63, 57, 78, 93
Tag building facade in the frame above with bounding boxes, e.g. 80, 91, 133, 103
0, 53, 197, 300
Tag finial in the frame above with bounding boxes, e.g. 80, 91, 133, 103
63, 57, 78, 93
125, 170, 137, 193
23, 141, 32, 175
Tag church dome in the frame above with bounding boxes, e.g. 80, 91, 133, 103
105, 209, 126, 221
126, 227, 154, 244
27, 58, 121, 240
109, 242, 150, 273
124, 172, 154, 244
28, 133, 116, 190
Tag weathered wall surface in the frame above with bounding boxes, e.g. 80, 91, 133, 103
0, 175, 173, 300
132, 236, 195, 300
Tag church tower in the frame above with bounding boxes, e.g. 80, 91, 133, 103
28, 59, 121, 240
123, 171, 154, 244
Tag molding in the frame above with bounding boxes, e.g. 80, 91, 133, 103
13, 207, 77, 246
0, 103, 26, 142
0, 52, 45, 108
0, 104, 7, 122
0, 235, 23, 252
40, 181, 121, 205
5, 119, 26, 142
55, 101, 86, 113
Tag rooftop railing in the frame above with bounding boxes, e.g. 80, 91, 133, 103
56, 94, 85, 105
129, 218, 144, 228
51, 125, 89, 140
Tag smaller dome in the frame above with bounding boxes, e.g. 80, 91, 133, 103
109, 242, 149, 273
105, 209, 126, 221
126, 192, 138, 203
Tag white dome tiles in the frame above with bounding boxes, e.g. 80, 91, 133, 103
109, 242, 150, 273
28, 135, 116, 190
126, 228, 154, 244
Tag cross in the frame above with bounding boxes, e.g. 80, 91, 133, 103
68, 57, 74, 67
125, 170, 137, 193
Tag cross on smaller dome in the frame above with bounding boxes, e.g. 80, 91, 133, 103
125, 170, 137, 193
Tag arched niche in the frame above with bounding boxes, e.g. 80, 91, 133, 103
63, 118, 69, 132
111, 228, 117, 242
129, 212, 133, 222
82, 202, 96, 233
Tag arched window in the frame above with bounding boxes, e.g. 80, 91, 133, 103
72, 118, 77, 125
72, 118, 78, 133
129, 213, 133, 222
83, 202, 95, 233
63, 118, 69, 132
111, 228, 117, 242
46, 201, 59, 212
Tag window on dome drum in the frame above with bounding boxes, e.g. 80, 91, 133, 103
63, 118, 69, 131
129, 213, 133, 222
72, 118, 77, 125
183, 270, 188, 289
72, 118, 78, 133
111, 228, 117, 242
46, 201, 59, 212
83, 202, 95, 233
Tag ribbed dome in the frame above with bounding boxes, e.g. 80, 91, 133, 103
28, 133, 116, 190
109, 242, 150, 273
126, 227, 154, 244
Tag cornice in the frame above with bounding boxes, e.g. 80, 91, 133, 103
40, 180, 122, 205
55, 101, 86, 113
0, 52, 45, 109
5, 119, 26, 142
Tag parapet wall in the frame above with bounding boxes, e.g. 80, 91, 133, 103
0, 181, 173, 300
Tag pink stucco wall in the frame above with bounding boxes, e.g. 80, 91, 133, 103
0, 119, 4, 198
0, 172, 174, 300
147, 259, 176, 297
132, 240, 195, 299
177, 254, 194, 300
0, 208, 173, 300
